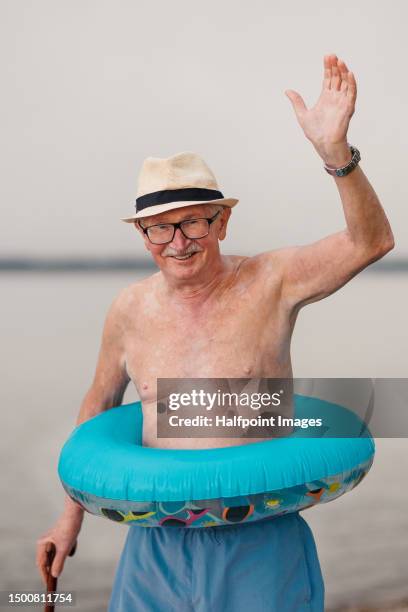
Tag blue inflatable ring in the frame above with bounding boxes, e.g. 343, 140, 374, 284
58, 394, 374, 528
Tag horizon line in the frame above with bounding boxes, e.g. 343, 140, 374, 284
0, 255, 406, 273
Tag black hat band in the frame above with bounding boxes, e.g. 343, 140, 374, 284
136, 187, 224, 212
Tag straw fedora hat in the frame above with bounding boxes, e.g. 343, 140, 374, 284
120, 151, 239, 222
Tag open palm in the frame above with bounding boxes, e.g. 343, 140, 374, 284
285, 54, 357, 149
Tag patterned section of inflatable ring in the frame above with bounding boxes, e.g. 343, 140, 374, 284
62, 455, 373, 528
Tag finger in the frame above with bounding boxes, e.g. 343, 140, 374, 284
40, 566, 49, 587
322, 55, 331, 90
36, 554, 51, 587
36, 555, 48, 587
339, 57, 350, 72
36, 541, 54, 585
347, 70, 357, 102
285, 89, 308, 121
327, 53, 338, 89
331, 55, 341, 91
51, 551, 67, 578
338, 58, 349, 93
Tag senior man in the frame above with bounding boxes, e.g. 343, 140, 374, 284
37, 54, 394, 611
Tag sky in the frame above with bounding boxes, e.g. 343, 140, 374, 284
1, 0, 406, 260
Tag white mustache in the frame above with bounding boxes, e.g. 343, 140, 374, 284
162, 244, 203, 257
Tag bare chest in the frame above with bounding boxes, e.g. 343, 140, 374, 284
124, 276, 293, 403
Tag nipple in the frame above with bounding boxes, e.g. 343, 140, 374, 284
142, 382, 148, 390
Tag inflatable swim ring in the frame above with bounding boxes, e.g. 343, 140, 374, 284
58, 394, 374, 528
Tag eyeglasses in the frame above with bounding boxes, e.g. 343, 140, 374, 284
139, 210, 221, 245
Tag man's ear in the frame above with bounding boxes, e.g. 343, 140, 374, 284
218, 208, 231, 241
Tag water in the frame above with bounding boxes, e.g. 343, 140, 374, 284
1, 270, 407, 611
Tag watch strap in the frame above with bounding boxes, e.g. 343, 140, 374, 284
324, 144, 361, 177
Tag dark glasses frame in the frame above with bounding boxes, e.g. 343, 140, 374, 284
137, 210, 221, 244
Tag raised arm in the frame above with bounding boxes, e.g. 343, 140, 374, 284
279, 229, 392, 310
279, 54, 394, 309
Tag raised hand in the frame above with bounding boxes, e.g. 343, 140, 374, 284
285, 54, 357, 167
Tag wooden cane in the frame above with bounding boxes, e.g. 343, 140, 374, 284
44, 541, 76, 611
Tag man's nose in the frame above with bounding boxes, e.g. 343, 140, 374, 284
169, 227, 191, 249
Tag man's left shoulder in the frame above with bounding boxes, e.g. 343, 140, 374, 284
237, 249, 293, 277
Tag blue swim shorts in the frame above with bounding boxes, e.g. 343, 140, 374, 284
108, 511, 324, 612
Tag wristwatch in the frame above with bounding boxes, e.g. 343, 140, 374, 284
324, 144, 361, 177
